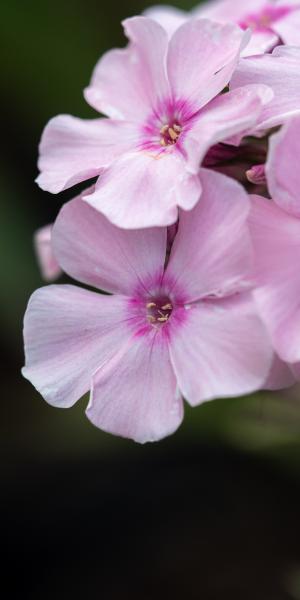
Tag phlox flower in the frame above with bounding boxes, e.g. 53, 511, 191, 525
145, 0, 300, 56
23, 170, 272, 443
36, 16, 272, 228
34, 224, 62, 282
249, 116, 300, 368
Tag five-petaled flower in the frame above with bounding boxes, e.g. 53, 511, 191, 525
23, 170, 272, 442
36, 16, 272, 228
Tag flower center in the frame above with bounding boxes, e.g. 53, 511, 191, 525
160, 123, 182, 147
146, 296, 173, 326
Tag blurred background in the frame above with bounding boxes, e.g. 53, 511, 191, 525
2, 1, 300, 597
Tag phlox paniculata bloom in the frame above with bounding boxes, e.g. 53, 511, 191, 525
36, 16, 272, 229
23, 170, 273, 442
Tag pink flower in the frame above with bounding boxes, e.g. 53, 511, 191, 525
249, 116, 300, 365
23, 170, 272, 443
36, 16, 271, 228
34, 224, 62, 282
145, 0, 300, 56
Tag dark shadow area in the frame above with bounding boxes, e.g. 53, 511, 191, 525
3, 444, 300, 599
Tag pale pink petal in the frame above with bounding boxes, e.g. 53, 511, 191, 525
52, 190, 167, 295
241, 31, 279, 57
36, 115, 139, 193
183, 85, 273, 173
85, 150, 201, 228
86, 331, 183, 444
194, 0, 278, 57
143, 0, 277, 57
165, 169, 252, 303
22, 286, 132, 408
266, 117, 300, 217
34, 224, 62, 282
290, 362, 300, 381
272, 7, 300, 45
167, 19, 248, 111
264, 354, 296, 391
84, 17, 169, 120
250, 194, 300, 363
230, 46, 300, 131
193, 0, 267, 23
143, 5, 188, 37
168, 294, 273, 404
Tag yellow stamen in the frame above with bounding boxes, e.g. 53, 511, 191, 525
160, 124, 169, 135
161, 303, 172, 310
168, 127, 178, 141
147, 302, 157, 309
147, 315, 156, 323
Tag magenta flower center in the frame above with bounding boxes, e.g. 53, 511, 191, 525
146, 296, 173, 326
239, 5, 293, 31
159, 122, 182, 147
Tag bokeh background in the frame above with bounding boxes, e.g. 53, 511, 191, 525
2, 1, 300, 597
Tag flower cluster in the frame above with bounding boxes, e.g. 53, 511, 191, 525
23, 0, 300, 443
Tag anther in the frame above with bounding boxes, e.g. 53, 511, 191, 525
146, 296, 173, 326
159, 122, 182, 147
160, 125, 169, 135
168, 127, 178, 141
147, 315, 156, 323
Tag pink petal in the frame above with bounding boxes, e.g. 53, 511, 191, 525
195, 1, 278, 57
85, 150, 201, 228
250, 194, 300, 363
230, 46, 300, 132
168, 293, 273, 404
52, 189, 167, 295
22, 286, 132, 408
194, 0, 267, 23
86, 331, 183, 443
84, 17, 169, 121
290, 362, 300, 381
167, 19, 248, 111
34, 224, 62, 282
143, 4, 188, 37
183, 84, 273, 173
272, 7, 300, 45
241, 31, 279, 57
165, 168, 252, 302
36, 115, 139, 193
264, 354, 296, 391
266, 117, 300, 218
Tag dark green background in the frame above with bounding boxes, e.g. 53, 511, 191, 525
2, 1, 300, 597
